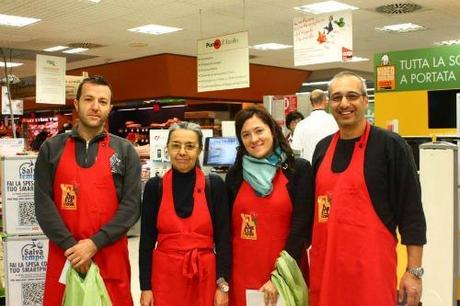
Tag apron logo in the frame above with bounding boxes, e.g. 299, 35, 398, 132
317, 194, 332, 223
61, 184, 77, 210
110, 153, 122, 174
240, 213, 257, 240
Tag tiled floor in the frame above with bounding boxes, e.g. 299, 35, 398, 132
128, 236, 141, 305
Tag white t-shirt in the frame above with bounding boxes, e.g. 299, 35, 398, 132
291, 110, 338, 162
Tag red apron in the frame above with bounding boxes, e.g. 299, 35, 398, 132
44, 136, 132, 306
230, 171, 292, 306
152, 168, 216, 306
309, 122, 397, 306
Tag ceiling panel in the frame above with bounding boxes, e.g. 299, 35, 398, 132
0, 0, 458, 78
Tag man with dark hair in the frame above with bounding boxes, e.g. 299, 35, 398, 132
291, 89, 338, 162
309, 71, 426, 306
34, 75, 141, 306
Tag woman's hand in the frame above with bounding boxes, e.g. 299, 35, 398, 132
214, 289, 229, 306
140, 290, 154, 306
259, 280, 278, 306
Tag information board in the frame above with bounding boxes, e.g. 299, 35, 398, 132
4, 236, 48, 306
1, 156, 41, 235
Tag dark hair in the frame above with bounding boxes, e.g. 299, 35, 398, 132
76, 75, 113, 100
285, 111, 304, 129
233, 106, 295, 171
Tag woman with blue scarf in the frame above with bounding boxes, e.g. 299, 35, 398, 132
226, 107, 314, 306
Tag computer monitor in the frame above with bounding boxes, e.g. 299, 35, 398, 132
203, 137, 239, 168
428, 89, 459, 129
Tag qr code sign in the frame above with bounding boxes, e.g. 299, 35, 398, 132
21, 282, 44, 306
18, 201, 38, 226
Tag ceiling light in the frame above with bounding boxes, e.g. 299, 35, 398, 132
0, 62, 24, 68
62, 48, 88, 54
346, 56, 369, 62
128, 24, 182, 35
0, 13, 40, 27
162, 105, 187, 109
294, 1, 358, 14
252, 43, 292, 50
375, 23, 426, 33
302, 81, 330, 86
43, 45, 68, 52
434, 39, 460, 46
87, 0, 102, 2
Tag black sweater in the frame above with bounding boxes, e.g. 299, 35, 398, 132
139, 168, 231, 290
312, 125, 426, 245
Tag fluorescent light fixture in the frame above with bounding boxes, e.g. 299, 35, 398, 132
162, 105, 187, 109
375, 23, 426, 33
63, 48, 88, 54
434, 39, 460, 46
43, 45, 68, 52
302, 81, 330, 86
346, 56, 369, 62
88, 0, 102, 2
0, 13, 41, 27
118, 108, 137, 112
294, 1, 358, 14
128, 24, 182, 35
366, 88, 375, 92
252, 43, 292, 50
0, 62, 24, 68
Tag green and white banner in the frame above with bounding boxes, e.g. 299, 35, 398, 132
374, 45, 460, 92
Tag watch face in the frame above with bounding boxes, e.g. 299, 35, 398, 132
219, 283, 230, 293
408, 267, 424, 278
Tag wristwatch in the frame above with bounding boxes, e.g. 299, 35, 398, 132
217, 277, 230, 293
406, 266, 424, 279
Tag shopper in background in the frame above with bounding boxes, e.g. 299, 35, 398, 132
285, 111, 304, 144
309, 71, 426, 306
30, 128, 49, 151
58, 122, 73, 134
34, 75, 141, 306
291, 89, 338, 162
226, 106, 314, 306
139, 121, 231, 306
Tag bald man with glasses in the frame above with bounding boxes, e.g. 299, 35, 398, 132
309, 71, 426, 306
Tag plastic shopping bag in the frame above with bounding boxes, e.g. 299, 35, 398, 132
271, 250, 309, 306
62, 263, 112, 306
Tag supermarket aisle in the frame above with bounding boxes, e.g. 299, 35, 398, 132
128, 236, 141, 305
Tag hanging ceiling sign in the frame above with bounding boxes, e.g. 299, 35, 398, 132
36, 54, 66, 104
65, 75, 84, 99
293, 11, 353, 66
197, 31, 249, 92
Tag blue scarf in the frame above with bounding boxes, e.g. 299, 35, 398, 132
242, 147, 286, 197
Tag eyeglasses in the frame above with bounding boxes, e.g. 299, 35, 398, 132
168, 142, 199, 152
330, 92, 363, 103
